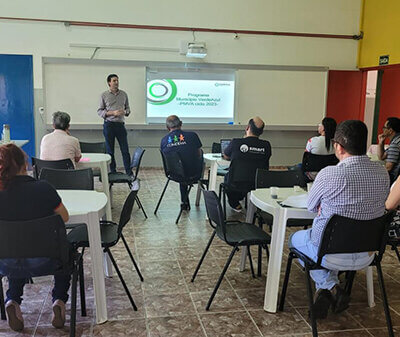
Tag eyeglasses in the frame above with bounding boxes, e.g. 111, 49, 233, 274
383, 126, 389, 130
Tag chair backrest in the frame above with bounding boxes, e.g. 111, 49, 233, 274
256, 169, 306, 188
203, 190, 228, 241
31, 157, 74, 179
39, 168, 94, 190
0, 214, 70, 265
317, 212, 395, 265
131, 147, 145, 178
79, 141, 106, 154
227, 158, 267, 192
118, 190, 138, 236
302, 152, 338, 173
211, 142, 221, 154
160, 150, 186, 181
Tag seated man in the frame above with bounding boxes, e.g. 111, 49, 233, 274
40, 111, 82, 167
160, 115, 203, 210
290, 120, 390, 318
378, 117, 400, 184
223, 117, 271, 211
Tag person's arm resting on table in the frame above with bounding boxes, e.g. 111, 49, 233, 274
307, 169, 325, 213
55, 202, 69, 223
223, 141, 233, 160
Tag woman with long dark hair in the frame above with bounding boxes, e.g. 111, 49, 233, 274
0, 144, 70, 332
306, 117, 337, 154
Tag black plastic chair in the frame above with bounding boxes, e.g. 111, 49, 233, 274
31, 157, 74, 179
279, 212, 395, 337
154, 150, 206, 224
39, 168, 94, 190
191, 190, 271, 310
219, 158, 268, 218
79, 141, 106, 154
0, 215, 83, 337
107, 147, 147, 219
67, 190, 143, 312
301, 152, 338, 182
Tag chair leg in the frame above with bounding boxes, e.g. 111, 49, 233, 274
305, 265, 318, 337
135, 195, 148, 219
69, 264, 78, 337
247, 246, 255, 278
344, 271, 356, 296
392, 245, 400, 262
0, 277, 6, 320
78, 256, 87, 317
121, 233, 144, 282
376, 261, 394, 337
278, 253, 294, 311
223, 188, 227, 221
154, 178, 170, 214
195, 181, 202, 207
191, 230, 216, 282
206, 246, 238, 311
257, 217, 263, 277
105, 248, 138, 311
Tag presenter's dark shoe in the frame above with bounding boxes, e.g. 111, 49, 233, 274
311, 289, 332, 319
5, 300, 24, 332
332, 285, 350, 314
180, 203, 191, 211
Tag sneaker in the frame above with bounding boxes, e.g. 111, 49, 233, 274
230, 204, 243, 213
332, 285, 350, 314
5, 300, 24, 332
51, 300, 66, 329
311, 289, 332, 319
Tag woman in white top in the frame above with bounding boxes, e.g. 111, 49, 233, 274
305, 117, 337, 155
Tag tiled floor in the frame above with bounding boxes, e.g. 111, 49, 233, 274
1, 168, 400, 336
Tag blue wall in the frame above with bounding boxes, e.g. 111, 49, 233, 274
0, 54, 35, 157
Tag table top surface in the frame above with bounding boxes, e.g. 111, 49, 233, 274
204, 153, 229, 163
78, 153, 111, 166
57, 189, 108, 216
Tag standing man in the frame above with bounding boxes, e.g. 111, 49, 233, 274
289, 120, 389, 318
98, 74, 132, 175
223, 117, 271, 211
160, 115, 203, 210
378, 117, 400, 184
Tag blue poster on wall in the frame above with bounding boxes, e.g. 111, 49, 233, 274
0, 54, 35, 158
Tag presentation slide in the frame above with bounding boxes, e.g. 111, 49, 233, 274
146, 79, 235, 123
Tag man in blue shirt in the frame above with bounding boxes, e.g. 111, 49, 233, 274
290, 120, 389, 319
160, 115, 203, 210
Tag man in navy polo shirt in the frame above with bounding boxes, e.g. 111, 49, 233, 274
160, 115, 203, 210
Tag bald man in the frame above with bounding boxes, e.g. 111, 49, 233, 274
223, 117, 272, 211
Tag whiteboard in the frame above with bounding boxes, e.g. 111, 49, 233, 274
44, 63, 146, 124
44, 62, 327, 126
236, 69, 327, 126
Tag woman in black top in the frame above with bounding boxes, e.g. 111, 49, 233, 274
0, 144, 70, 332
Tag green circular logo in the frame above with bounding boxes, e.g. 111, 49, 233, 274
147, 79, 177, 105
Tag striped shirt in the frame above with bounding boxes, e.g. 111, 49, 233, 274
97, 89, 131, 123
308, 155, 390, 247
385, 133, 400, 181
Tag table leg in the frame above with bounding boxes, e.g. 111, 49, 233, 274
86, 211, 108, 324
239, 197, 257, 271
366, 266, 376, 308
208, 162, 218, 192
264, 208, 287, 313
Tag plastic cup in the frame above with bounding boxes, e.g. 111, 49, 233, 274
270, 187, 279, 199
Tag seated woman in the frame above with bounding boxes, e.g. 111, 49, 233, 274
306, 117, 337, 154
386, 176, 400, 240
40, 111, 82, 167
0, 144, 70, 332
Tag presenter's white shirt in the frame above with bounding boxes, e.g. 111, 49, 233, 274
305, 135, 334, 155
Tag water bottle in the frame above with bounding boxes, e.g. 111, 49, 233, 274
2, 124, 10, 143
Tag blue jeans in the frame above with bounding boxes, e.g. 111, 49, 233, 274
0, 258, 71, 304
289, 229, 374, 290
103, 121, 132, 174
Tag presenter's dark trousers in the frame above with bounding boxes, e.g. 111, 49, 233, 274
103, 121, 132, 175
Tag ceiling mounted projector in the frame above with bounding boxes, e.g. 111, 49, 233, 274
186, 42, 207, 58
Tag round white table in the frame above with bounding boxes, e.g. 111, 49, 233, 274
58, 190, 108, 324
77, 153, 112, 221
203, 153, 229, 191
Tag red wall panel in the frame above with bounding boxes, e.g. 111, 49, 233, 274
378, 68, 400, 135
326, 70, 367, 123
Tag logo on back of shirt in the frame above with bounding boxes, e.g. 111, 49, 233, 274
167, 133, 187, 147
240, 144, 249, 153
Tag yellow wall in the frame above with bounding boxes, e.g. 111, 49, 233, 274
359, 0, 400, 68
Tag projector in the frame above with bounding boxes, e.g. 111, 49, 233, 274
186, 42, 207, 58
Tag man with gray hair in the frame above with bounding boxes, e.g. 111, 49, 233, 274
40, 111, 82, 166
160, 115, 203, 210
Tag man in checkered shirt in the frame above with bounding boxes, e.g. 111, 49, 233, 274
289, 120, 390, 319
